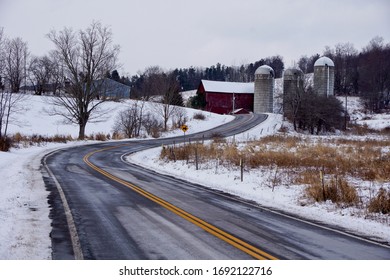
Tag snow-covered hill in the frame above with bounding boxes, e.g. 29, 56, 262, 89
6, 95, 234, 138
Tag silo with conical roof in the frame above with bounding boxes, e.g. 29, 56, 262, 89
254, 65, 274, 113
313, 56, 335, 96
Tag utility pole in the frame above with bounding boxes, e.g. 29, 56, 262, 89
232, 92, 235, 114
344, 92, 348, 130
326, 64, 330, 97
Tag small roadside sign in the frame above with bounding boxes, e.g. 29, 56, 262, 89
181, 124, 189, 133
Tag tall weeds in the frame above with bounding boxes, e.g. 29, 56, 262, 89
161, 135, 390, 181
160, 135, 389, 212
368, 188, 390, 214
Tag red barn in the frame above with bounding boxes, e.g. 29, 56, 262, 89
197, 80, 254, 114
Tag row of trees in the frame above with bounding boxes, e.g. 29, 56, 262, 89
129, 38, 389, 114
1, 23, 187, 142
1, 23, 120, 140
128, 55, 284, 93
0, 27, 63, 95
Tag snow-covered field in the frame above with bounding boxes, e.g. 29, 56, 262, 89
0, 94, 389, 259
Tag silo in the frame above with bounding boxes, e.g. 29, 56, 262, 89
283, 68, 303, 117
313, 56, 335, 96
254, 65, 274, 113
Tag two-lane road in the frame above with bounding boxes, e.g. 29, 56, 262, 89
42, 114, 390, 259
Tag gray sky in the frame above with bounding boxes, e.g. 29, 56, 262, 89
1, 0, 389, 76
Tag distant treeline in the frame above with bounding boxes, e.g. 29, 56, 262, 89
112, 55, 285, 94
109, 36, 390, 112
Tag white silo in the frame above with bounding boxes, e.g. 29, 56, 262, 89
254, 65, 274, 113
313, 56, 335, 97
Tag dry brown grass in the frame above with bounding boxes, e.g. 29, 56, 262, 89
161, 135, 390, 182
12, 133, 73, 144
1, 133, 74, 150
87, 132, 110, 141
303, 172, 360, 206
368, 188, 390, 214
160, 134, 389, 211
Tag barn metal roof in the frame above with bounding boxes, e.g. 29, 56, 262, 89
201, 80, 254, 94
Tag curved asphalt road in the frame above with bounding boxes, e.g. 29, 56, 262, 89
42, 114, 390, 260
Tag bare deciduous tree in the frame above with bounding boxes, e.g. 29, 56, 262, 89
134, 66, 184, 131
0, 91, 27, 150
113, 101, 143, 138
359, 37, 390, 112
153, 73, 183, 131
0, 27, 4, 76
28, 55, 54, 95
47, 21, 119, 139
3, 37, 29, 93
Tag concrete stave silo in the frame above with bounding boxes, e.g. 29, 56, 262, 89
313, 56, 335, 97
254, 65, 274, 113
283, 68, 304, 117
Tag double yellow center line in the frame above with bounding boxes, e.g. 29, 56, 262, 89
83, 145, 278, 260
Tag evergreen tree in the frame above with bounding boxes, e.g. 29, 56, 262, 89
111, 70, 120, 82
190, 92, 206, 109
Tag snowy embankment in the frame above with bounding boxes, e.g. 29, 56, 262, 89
0, 143, 82, 259
0, 95, 233, 259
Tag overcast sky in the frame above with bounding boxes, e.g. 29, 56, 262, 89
1, 0, 389, 76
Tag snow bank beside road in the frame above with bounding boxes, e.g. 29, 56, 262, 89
0, 146, 54, 259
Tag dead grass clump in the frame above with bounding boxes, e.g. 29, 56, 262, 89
112, 132, 125, 140
161, 143, 202, 161
87, 133, 108, 141
256, 135, 302, 147
368, 188, 390, 214
14, 133, 72, 144
381, 126, 390, 135
1, 133, 75, 151
246, 150, 298, 168
328, 177, 360, 206
95, 133, 109, 141
52, 134, 73, 143
278, 125, 289, 133
349, 123, 377, 135
221, 144, 240, 165
0, 137, 12, 151
193, 112, 206, 120
211, 132, 225, 143
304, 172, 359, 206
